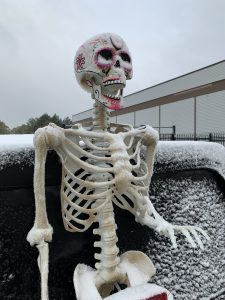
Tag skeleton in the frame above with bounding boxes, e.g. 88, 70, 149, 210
27, 33, 209, 300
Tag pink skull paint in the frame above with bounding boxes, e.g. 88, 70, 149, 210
75, 53, 85, 71
74, 33, 133, 110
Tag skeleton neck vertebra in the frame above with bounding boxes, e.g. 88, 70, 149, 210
92, 100, 110, 132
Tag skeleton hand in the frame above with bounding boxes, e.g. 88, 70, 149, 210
26, 225, 53, 246
139, 196, 210, 250
155, 217, 209, 249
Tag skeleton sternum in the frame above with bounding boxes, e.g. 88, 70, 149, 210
110, 135, 132, 195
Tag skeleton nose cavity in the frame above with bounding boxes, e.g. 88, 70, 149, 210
115, 60, 120, 68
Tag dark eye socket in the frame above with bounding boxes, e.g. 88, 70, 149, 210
120, 52, 131, 63
98, 49, 113, 60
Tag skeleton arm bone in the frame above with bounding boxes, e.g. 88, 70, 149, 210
26, 125, 64, 300
27, 127, 54, 246
140, 125, 159, 186
122, 126, 209, 249
138, 126, 209, 248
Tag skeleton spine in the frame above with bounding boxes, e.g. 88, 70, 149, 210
92, 101, 110, 131
92, 101, 120, 283
93, 190, 120, 282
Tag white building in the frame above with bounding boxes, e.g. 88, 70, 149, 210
72, 60, 225, 137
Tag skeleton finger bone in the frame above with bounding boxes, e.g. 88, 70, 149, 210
174, 225, 209, 249
189, 228, 204, 249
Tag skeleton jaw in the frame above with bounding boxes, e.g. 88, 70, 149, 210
92, 81, 125, 110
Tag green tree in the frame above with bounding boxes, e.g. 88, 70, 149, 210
62, 116, 72, 127
0, 120, 11, 134
12, 123, 30, 134
12, 114, 72, 134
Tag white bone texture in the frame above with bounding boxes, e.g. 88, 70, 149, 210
27, 33, 209, 300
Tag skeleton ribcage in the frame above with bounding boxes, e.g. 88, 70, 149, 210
59, 130, 149, 232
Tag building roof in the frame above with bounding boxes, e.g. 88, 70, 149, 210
72, 60, 225, 123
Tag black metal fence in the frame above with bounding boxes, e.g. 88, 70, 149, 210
159, 132, 225, 146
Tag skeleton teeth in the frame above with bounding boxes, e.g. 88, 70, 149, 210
104, 93, 120, 100
116, 90, 120, 97
103, 80, 124, 86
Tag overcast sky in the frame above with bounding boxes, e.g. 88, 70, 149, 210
1, 0, 225, 128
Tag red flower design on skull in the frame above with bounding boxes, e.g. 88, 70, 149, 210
75, 53, 85, 70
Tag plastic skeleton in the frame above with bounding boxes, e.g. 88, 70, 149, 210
27, 33, 209, 300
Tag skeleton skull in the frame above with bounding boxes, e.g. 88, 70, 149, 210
74, 33, 133, 110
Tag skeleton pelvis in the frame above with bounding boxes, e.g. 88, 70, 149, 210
119, 250, 156, 286
73, 250, 156, 300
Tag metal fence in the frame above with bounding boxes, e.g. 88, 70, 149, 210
159, 132, 225, 146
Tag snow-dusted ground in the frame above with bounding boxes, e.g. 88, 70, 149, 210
0, 134, 34, 170
148, 141, 225, 299
155, 141, 225, 178
148, 175, 225, 300
0, 134, 33, 151
1, 136, 225, 177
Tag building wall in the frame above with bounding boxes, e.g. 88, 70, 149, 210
158, 90, 225, 134
125, 61, 225, 108
110, 116, 117, 124
114, 107, 159, 128
160, 98, 194, 134
197, 90, 225, 133
113, 90, 225, 134
116, 112, 135, 126
135, 107, 159, 128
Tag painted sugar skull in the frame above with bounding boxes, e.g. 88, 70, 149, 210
74, 33, 133, 110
